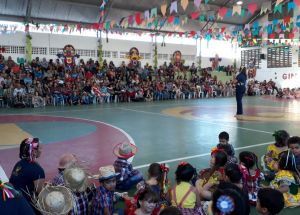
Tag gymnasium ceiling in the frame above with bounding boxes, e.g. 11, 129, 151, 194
0, 0, 277, 33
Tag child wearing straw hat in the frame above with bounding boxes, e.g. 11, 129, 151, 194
63, 166, 95, 215
92, 165, 122, 215
113, 142, 143, 191
34, 185, 73, 215
52, 153, 78, 186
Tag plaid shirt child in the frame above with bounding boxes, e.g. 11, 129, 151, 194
92, 186, 114, 215
70, 187, 95, 215
113, 158, 133, 182
52, 171, 65, 186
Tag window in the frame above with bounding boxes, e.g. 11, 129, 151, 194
267, 46, 292, 68
157, 54, 169, 60
112, 51, 118, 58
49, 48, 61, 56
241, 49, 261, 68
76, 49, 95, 57
32, 47, 47, 55
120, 52, 128, 59
182, 55, 195, 61
0, 46, 25, 54
103, 51, 111, 58
144, 53, 151, 59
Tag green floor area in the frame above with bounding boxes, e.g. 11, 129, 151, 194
1, 96, 300, 214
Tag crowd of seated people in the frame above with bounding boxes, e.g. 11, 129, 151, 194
0, 54, 238, 108
3, 130, 300, 214
0, 54, 288, 109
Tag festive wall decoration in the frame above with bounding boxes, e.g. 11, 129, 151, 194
25, 34, 32, 62
172, 50, 184, 69
126, 47, 142, 68
170, 1, 178, 14
194, 0, 201, 8
57, 45, 80, 70
161, 4, 167, 16
181, 0, 189, 11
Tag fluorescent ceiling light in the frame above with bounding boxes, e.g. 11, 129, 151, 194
236, 1, 243, 5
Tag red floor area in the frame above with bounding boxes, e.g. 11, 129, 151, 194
0, 115, 134, 180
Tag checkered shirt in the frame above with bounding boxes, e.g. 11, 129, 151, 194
92, 186, 114, 215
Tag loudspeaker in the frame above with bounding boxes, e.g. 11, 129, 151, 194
260, 54, 265, 60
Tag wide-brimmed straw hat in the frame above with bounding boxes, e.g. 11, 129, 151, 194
92, 165, 119, 181
36, 185, 73, 215
58, 153, 77, 169
113, 142, 137, 159
63, 166, 88, 192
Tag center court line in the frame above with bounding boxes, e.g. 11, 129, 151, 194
117, 107, 273, 135
134, 141, 273, 169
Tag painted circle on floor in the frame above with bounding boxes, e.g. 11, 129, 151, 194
162, 105, 300, 122
0, 115, 134, 179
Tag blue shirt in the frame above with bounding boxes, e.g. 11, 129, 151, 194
236, 72, 247, 86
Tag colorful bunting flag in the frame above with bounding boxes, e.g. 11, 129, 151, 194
128, 15, 134, 25
233, 5, 241, 15
248, 3, 257, 14
170, 1, 178, 14
168, 16, 175, 23
194, 0, 201, 8
287, 2, 296, 12
274, 4, 283, 14
276, 0, 283, 6
296, 15, 300, 28
226, 9, 232, 17
205, 0, 209, 4
284, 16, 291, 24
161, 4, 167, 16
260, 1, 271, 15
289, 32, 294, 39
199, 15, 205, 22
190, 11, 200, 19
144, 10, 150, 20
174, 17, 180, 25
218, 7, 227, 18
135, 13, 142, 25
151, 8, 157, 18
181, 0, 189, 11
294, 0, 300, 6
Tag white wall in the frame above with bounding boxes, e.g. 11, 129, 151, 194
0, 31, 198, 66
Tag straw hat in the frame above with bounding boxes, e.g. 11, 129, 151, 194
36, 186, 73, 215
63, 167, 88, 192
93, 165, 119, 181
58, 153, 77, 169
113, 142, 137, 159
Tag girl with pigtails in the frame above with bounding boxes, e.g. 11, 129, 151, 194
125, 163, 170, 215
239, 151, 264, 205
262, 130, 290, 180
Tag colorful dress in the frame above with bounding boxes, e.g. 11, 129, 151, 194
271, 170, 300, 208
264, 144, 287, 171
197, 168, 225, 194
239, 165, 264, 204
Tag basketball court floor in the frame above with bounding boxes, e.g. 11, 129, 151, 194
0, 96, 299, 214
